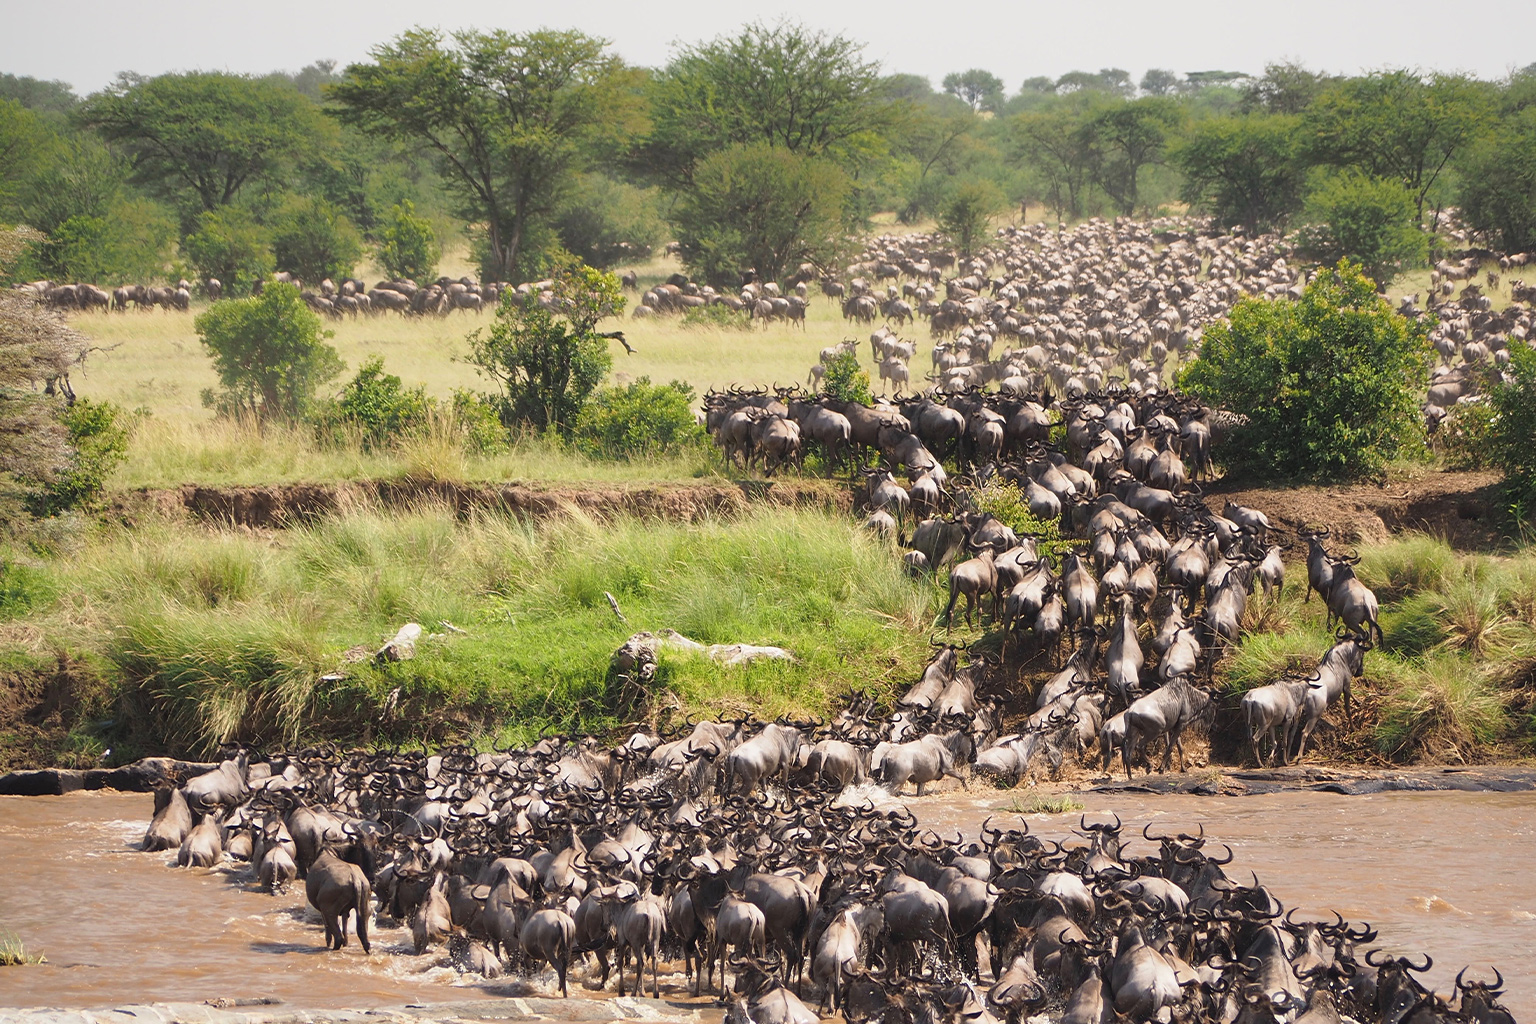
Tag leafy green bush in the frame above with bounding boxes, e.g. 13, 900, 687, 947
553, 174, 663, 270
181, 208, 273, 297
195, 282, 343, 420
1489, 342, 1536, 529
319, 357, 430, 450
821, 351, 872, 405
449, 390, 508, 455
575, 377, 705, 460
375, 199, 440, 282
1178, 259, 1430, 481
972, 481, 1070, 561
681, 302, 752, 331
1294, 171, 1426, 286
466, 257, 621, 436
269, 194, 363, 283
22, 398, 129, 517
937, 178, 1006, 259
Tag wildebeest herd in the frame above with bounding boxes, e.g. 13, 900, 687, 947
138, 727, 1515, 1024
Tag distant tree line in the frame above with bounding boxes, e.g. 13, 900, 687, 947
2, 41, 1535, 293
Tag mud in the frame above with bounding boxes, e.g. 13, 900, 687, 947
113, 479, 853, 530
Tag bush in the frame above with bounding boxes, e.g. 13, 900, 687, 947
575, 377, 705, 460
23, 398, 129, 517
680, 303, 751, 331
1178, 259, 1430, 481
195, 282, 343, 420
1294, 171, 1426, 286
672, 142, 851, 288
821, 351, 872, 405
448, 390, 508, 455
466, 256, 621, 436
972, 481, 1070, 561
376, 199, 440, 282
1458, 107, 1536, 254
1489, 342, 1536, 528
269, 194, 363, 284
937, 178, 1006, 259
181, 208, 273, 297
319, 357, 430, 450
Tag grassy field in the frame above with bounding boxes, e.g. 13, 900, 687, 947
66, 246, 916, 488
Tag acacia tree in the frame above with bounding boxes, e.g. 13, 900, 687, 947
1176, 114, 1307, 233
1012, 102, 1096, 221
942, 69, 1005, 113
1303, 70, 1493, 222
330, 28, 634, 281
78, 72, 323, 214
1088, 97, 1185, 216
637, 21, 890, 188
938, 178, 1006, 259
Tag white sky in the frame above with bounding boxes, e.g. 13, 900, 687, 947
3, 0, 1533, 95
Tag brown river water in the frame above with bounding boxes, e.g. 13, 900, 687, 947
0, 788, 1532, 1017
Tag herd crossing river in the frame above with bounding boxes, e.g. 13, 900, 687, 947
0, 787, 1530, 1020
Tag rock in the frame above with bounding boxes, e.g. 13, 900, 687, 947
0, 768, 85, 795
376, 623, 423, 663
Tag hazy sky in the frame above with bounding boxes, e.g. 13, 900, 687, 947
4, 0, 1533, 95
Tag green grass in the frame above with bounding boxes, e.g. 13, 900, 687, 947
5, 503, 939, 758
1216, 534, 1536, 762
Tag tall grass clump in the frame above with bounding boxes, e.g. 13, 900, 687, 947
21, 504, 937, 757
0, 931, 44, 966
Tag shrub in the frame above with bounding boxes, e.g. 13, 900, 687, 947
181, 208, 273, 297
1294, 171, 1426, 286
681, 303, 751, 331
575, 377, 705, 460
449, 390, 508, 455
972, 481, 1070, 560
821, 351, 872, 405
0, 558, 55, 620
195, 282, 343, 420
24, 398, 129, 517
320, 357, 430, 450
1488, 342, 1536, 529
552, 174, 663, 269
269, 194, 363, 284
376, 199, 440, 282
1178, 259, 1430, 481
937, 178, 1006, 259
466, 256, 621, 436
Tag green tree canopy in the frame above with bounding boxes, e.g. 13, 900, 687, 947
0, 74, 78, 115
1457, 106, 1536, 253
181, 208, 273, 296
79, 71, 324, 215
637, 20, 889, 187
1139, 69, 1182, 97
195, 282, 343, 419
376, 199, 440, 282
1179, 260, 1430, 481
269, 193, 363, 283
1088, 96, 1185, 215
1241, 62, 1337, 114
1302, 70, 1493, 220
1176, 113, 1306, 233
1488, 343, 1536, 524
1295, 171, 1426, 286
467, 256, 621, 435
943, 69, 1005, 113
330, 28, 633, 281
938, 178, 1006, 258
671, 142, 851, 287
0, 99, 57, 217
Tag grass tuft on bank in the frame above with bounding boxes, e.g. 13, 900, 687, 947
4, 504, 935, 759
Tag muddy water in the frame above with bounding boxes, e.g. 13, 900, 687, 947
0, 789, 1532, 1016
